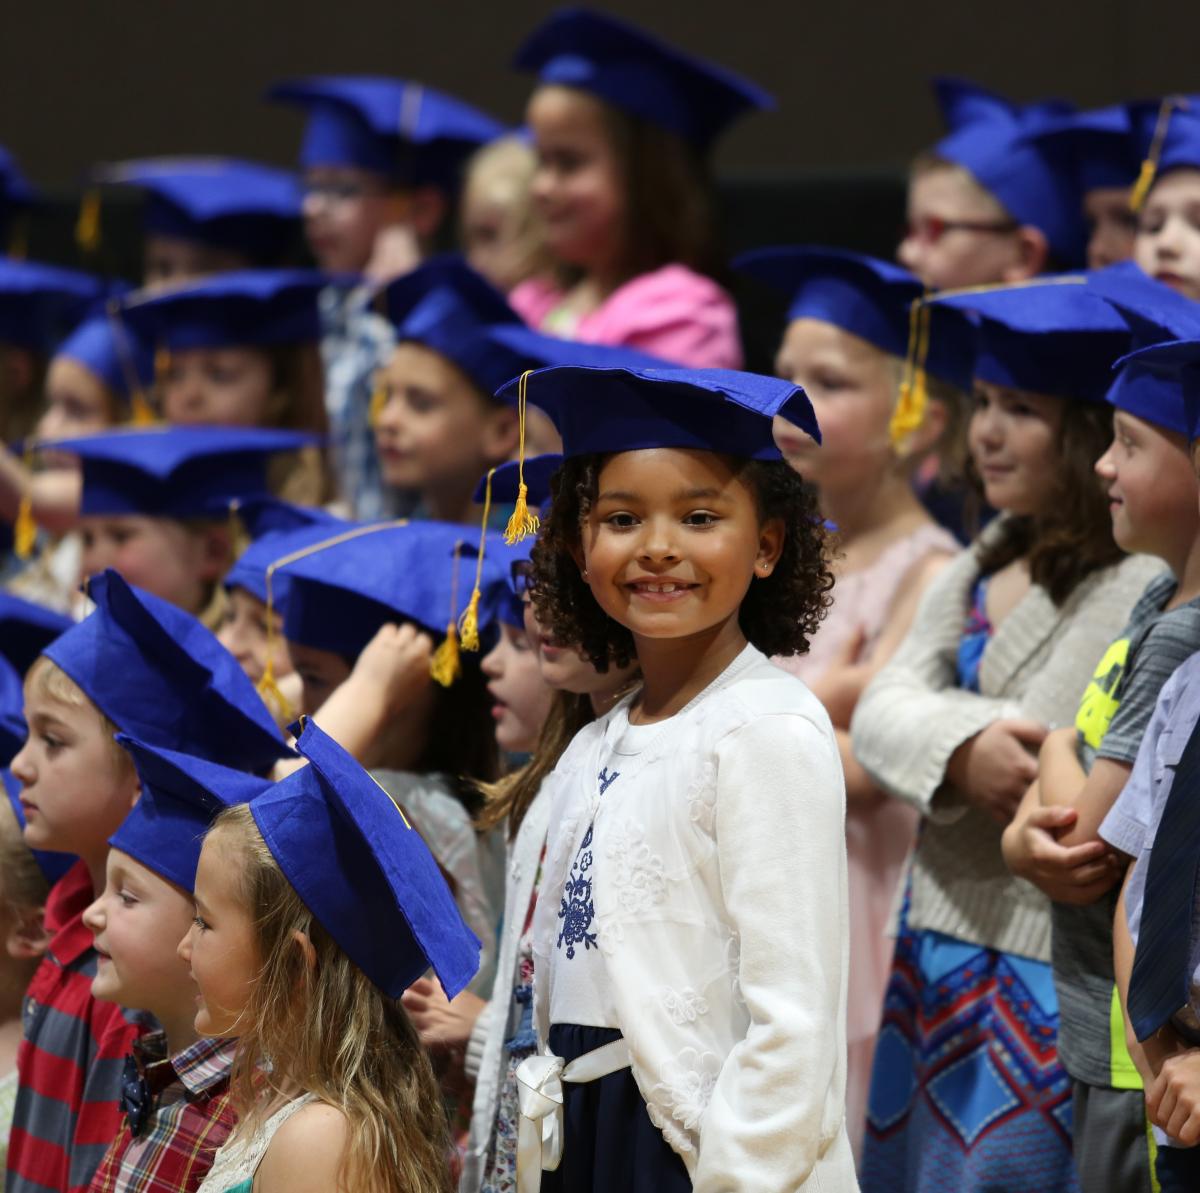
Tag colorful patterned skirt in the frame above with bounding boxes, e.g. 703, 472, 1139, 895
861, 903, 1079, 1193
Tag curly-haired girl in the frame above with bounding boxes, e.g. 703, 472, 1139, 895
505, 364, 856, 1192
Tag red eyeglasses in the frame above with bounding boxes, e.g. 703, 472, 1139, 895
904, 215, 1019, 244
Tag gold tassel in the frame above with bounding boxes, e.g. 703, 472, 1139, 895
503, 370, 541, 545
76, 188, 102, 254
890, 297, 932, 447
459, 468, 495, 652
430, 539, 465, 686
13, 494, 36, 560
130, 391, 157, 426
1130, 95, 1187, 213
255, 561, 297, 722
369, 382, 388, 427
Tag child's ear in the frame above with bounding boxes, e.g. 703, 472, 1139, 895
1002, 226, 1050, 283
7, 903, 50, 962
291, 928, 318, 971
755, 516, 787, 577
482, 404, 521, 466
406, 186, 448, 244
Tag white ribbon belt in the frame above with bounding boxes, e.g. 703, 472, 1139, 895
515, 1038, 631, 1193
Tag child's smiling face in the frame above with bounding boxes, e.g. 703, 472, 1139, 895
577, 447, 783, 648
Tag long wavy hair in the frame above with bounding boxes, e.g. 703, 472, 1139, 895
971, 394, 1123, 604
210, 806, 453, 1193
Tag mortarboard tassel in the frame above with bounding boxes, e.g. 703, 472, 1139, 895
890, 296, 931, 447
430, 540, 465, 687
458, 467, 495, 652
1131, 96, 1188, 213
369, 381, 388, 427
75, 189, 102, 255
255, 561, 297, 723
503, 370, 541, 545
106, 301, 158, 426
13, 444, 37, 560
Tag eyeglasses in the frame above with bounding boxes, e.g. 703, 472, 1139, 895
302, 180, 389, 204
904, 215, 1019, 244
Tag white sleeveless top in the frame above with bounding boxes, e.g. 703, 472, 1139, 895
196, 1093, 317, 1192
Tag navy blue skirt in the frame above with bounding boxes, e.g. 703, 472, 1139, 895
541, 1024, 692, 1193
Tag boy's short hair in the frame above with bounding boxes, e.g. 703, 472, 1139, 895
24, 656, 132, 773
908, 151, 1012, 219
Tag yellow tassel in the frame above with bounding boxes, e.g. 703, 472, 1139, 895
76, 188, 102, 254
256, 656, 297, 723
130, 391, 157, 426
429, 621, 462, 687
431, 538, 466, 685
459, 467, 494, 651
369, 383, 388, 427
503, 370, 541, 545
890, 297, 931, 447
1130, 95, 1187, 213
13, 494, 36, 560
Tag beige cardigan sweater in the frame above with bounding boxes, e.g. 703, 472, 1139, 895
850, 525, 1162, 962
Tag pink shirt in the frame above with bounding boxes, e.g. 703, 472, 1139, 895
508, 264, 742, 368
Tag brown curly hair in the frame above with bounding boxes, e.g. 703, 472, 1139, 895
971, 394, 1124, 605
528, 454, 834, 670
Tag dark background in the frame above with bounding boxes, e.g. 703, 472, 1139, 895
2, 0, 1196, 366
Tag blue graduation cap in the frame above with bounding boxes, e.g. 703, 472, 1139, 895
119, 269, 326, 351
928, 277, 1132, 402
1118, 338, 1200, 441
0, 593, 72, 676
44, 568, 289, 773
0, 656, 26, 767
109, 736, 272, 892
514, 7, 773, 149
45, 425, 320, 519
229, 495, 346, 542
224, 513, 354, 608
250, 717, 480, 998
1086, 262, 1200, 434
734, 245, 975, 391
1124, 96, 1200, 211
278, 520, 504, 662
268, 76, 505, 189
473, 454, 561, 509
1024, 105, 1141, 194
91, 157, 302, 262
0, 258, 104, 352
932, 78, 1086, 266
3, 770, 76, 887
55, 312, 154, 408
493, 365, 821, 460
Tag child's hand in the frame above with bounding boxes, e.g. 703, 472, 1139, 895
364, 225, 422, 285
947, 719, 1047, 826
401, 976, 487, 1054
1148, 1050, 1200, 1144
1001, 804, 1122, 903
350, 624, 434, 716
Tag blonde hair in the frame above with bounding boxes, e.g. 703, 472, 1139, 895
210, 805, 452, 1193
880, 352, 969, 483
0, 798, 49, 917
460, 135, 554, 290
23, 657, 133, 774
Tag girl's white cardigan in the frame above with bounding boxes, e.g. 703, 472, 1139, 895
531, 646, 860, 1192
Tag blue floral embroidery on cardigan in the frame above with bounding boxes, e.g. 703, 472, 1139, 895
556, 768, 621, 958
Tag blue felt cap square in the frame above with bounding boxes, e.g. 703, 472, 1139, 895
0, 593, 72, 676
44, 569, 290, 774
735, 246, 975, 391
0, 657, 27, 767
119, 270, 327, 352
224, 514, 356, 609
44, 425, 321, 519
250, 717, 480, 998
109, 736, 272, 892
56, 312, 154, 406
1118, 338, 1200, 441
931, 77, 1087, 266
1024, 105, 1142, 194
929, 278, 1131, 402
493, 364, 820, 459
95, 158, 302, 262
514, 7, 773, 148
279, 520, 506, 660
269, 76, 505, 188
0, 257, 105, 353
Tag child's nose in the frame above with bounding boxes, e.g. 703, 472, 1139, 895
176, 928, 193, 963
